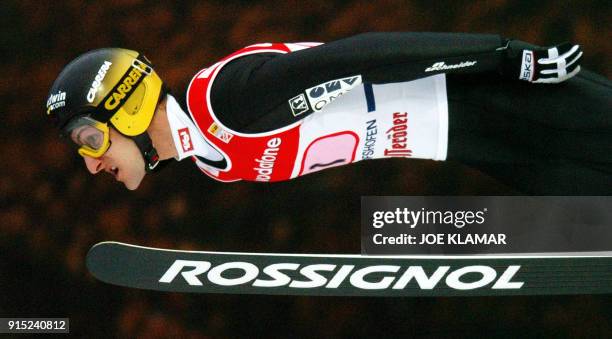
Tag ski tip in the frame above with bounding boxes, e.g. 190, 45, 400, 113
85, 241, 130, 282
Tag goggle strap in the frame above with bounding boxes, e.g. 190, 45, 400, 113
91, 54, 151, 123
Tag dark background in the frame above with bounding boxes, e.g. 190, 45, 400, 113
1, 0, 610, 337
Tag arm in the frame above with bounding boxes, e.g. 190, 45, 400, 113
243, 32, 508, 85
211, 32, 582, 132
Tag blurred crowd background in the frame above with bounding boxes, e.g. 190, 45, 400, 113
1, 0, 610, 337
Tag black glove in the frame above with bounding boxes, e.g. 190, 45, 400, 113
503, 40, 583, 83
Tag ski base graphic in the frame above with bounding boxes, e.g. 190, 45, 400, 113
86, 242, 612, 297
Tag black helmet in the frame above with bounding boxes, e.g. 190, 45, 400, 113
46, 48, 167, 172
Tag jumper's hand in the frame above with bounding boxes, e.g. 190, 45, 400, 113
516, 42, 583, 83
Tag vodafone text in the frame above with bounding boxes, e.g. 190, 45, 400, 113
160, 260, 524, 290
254, 138, 281, 181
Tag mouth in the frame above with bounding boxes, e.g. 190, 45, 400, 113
107, 166, 119, 179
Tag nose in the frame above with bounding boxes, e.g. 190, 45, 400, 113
83, 156, 104, 174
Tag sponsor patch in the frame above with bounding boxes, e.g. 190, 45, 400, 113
520, 51, 534, 81
254, 137, 282, 182
207, 122, 234, 143
178, 128, 194, 152
384, 112, 412, 157
305, 75, 362, 112
288, 93, 310, 117
46, 90, 66, 114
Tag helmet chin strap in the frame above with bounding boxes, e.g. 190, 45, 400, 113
123, 83, 172, 174
131, 132, 171, 173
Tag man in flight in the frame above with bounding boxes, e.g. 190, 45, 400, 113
45, 32, 611, 194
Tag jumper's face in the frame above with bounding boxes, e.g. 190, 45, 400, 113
83, 127, 146, 190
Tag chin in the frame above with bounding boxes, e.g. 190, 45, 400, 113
125, 183, 139, 191
123, 176, 144, 191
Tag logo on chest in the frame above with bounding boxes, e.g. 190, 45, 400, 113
178, 128, 194, 152
254, 137, 282, 182
208, 122, 234, 143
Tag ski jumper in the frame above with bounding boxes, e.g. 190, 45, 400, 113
183, 33, 611, 194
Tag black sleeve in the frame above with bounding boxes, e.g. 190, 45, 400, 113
211, 32, 508, 133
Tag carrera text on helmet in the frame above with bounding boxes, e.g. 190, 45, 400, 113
87, 60, 112, 103
104, 67, 143, 110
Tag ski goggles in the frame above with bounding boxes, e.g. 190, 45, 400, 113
63, 116, 111, 158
